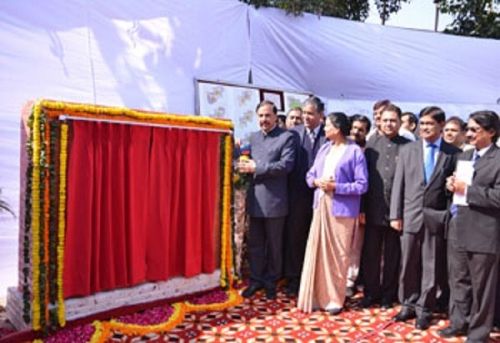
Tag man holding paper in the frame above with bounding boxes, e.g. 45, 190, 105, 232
440, 110, 500, 343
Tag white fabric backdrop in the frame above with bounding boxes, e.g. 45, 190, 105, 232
1, 0, 499, 300
249, 7, 500, 104
0, 0, 251, 300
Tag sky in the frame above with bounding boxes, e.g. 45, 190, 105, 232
365, 0, 453, 31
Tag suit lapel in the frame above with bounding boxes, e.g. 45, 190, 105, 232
473, 145, 497, 174
415, 142, 427, 186
427, 143, 447, 186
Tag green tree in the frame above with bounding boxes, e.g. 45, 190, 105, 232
240, 0, 413, 23
239, 0, 370, 21
439, 0, 500, 39
375, 0, 412, 25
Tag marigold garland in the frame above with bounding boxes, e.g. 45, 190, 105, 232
57, 122, 68, 327
184, 289, 242, 312
40, 99, 233, 131
223, 135, 234, 287
87, 290, 242, 343
31, 102, 42, 331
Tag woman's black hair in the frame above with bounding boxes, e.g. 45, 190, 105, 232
327, 112, 351, 137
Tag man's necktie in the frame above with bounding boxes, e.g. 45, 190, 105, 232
308, 130, 316, 145
424, 143, 437, 184
473, 150, 480, 164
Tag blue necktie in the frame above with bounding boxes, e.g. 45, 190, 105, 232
424, 143, 437, 184
473, 150, 480, 164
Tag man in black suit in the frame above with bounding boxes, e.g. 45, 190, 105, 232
390, 106, 460, 330
440, 110, 500, 342
283, 96, 326, 296
360, 104, 409, 308
238, 100, 296, 300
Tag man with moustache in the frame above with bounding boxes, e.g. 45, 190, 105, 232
285, 107, 303, 129
238, 100, 296, 300
360, 104, 410, 308
440, 111, 500, 342
350, 114, 371, 148
390, 106, 460, 330
283, 96, 326, 296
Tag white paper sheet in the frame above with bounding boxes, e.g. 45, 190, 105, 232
453, 160, 474, 206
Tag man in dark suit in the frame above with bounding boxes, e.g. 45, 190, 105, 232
390, 106, 460, 330
440, 110, 500, 342
360, 104, 410, 308
238, 100, 296, 300
283, 96, 326, 296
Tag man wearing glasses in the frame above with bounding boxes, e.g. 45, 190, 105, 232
442, 111, 500, 342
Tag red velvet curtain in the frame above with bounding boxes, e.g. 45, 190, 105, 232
63, 121, 221, 298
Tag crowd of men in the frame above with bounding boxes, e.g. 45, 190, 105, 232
236, 96, 500, 343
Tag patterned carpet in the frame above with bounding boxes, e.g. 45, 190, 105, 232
2, 287, 500, 342
151, 289, 499, 343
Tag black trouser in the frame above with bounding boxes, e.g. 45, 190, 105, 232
361, 224, 401, 302
248, 216, 285, 290
399, 227, 446, 319
283, 205, 313, 285
448, 221, 499, 342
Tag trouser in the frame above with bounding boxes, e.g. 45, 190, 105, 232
248, 216, 285, 290
399, 227, 446, 319
362, 224, 401, 301
447, 226, 499, 342
283, 205, 313, 286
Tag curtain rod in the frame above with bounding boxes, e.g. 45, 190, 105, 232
58, 114, 232, 134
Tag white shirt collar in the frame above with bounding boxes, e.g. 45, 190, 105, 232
423, 137, 442, 149
476, 144, 493, 158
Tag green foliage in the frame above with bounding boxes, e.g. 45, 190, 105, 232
240, 0, 370, 21
375, 0, 412, 25
439, 0, 500, 39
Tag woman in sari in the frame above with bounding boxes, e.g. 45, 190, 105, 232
297, 112, 368, 315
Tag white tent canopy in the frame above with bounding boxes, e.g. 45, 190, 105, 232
1, 0, 499, 299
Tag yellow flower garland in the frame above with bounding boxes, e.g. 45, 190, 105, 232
31, 103, 42, 331
57, 123, 68, 327
219, 134, 234, 288
40, 99, 233, 131
184, 289, 242, 312
88, 290, 242, 343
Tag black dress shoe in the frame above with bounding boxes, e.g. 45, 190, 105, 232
393, 309, 416, 322
265, 288, 277, 300
285, 283, 299, 297
360, 296, 378, 308
380, 298, 393, 309
242, 284, 262, 298
438, 326, 468, 338
415, 316, 432, 330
